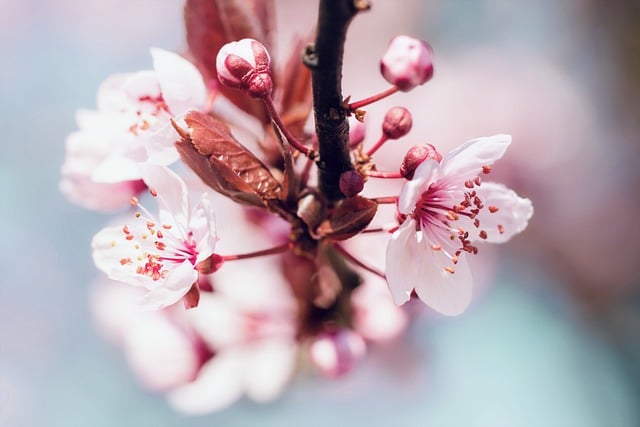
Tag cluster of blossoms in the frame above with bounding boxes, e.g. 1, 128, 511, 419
61, 0, 532, 414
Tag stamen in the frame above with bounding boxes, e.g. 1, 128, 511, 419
464, 180, 474, 189
474, 176, 481, 186
130, 197, 139, 206
431, 244, 442, 251
488, 206, 499, 213
444, 266, 455, 274
498, 224, 504, 234
479, 230, 488, 239
149, 188, 158, 197
482, 165, 492, 174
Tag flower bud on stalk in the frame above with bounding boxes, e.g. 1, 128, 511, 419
400, 144, 442, 179
309, 329, 367, 378
382, 106, 412, 140
216, 38, 273, 98
380, 35, 434, 91
339, 170, 365, 197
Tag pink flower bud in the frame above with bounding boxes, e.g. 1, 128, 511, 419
339, 170, 365, 197
349, 120, 366, 146
400, 144, 442, 179
309, 329, 367, 378
380, 35, 434, 92
382, 106, 412, 139
216, 38, 272, 98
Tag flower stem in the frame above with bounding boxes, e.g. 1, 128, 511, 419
262, 96, 316, 159
334, 244, 386, 279
305, 0, 370, 202
367, 170, 404, 179
347, 85, 399, 111
222, 243, 290, 262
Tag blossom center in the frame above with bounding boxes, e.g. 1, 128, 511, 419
412, 166, 502, 273
128, 93, 171, 136
116, 193, 198, 282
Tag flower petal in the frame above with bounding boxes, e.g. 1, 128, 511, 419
191, 196, 217, 264
144, 120, 181, 166
469, 182, 533, 243
385, 220, 423, 305
91, 225, 155, 288
167, 349, 244, 415
243, 339, 297, 402
151, 48, 207, 115
440, 134, 511, 181
140, 164, 189, 229
137, 261, 197, 310
398, 159, 439, 214
413, 246, 473, 316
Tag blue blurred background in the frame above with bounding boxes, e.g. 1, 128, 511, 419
1, 0, 639, 426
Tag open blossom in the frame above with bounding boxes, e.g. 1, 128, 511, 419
60, 48, 208, 210
385, 134, 533, 315
92, 165, 217, 310
167, 260, 298, 414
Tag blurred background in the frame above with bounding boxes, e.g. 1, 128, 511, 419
1, 0, 639, 426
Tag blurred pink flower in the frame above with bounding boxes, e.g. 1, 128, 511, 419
386, 135, 533, 315
90, 281, 204, 391
167, 259, 298, 414
92, 165, 217, 310
60, 48, 207, 211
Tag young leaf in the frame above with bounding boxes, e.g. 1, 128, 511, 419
316, 196, 378, 240
175, 111, 282, 207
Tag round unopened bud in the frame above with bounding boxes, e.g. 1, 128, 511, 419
309, 329, 367, 378
380, 35, 434, 92
382, 106, 412, 139
400, 144, 442, 179
339, 170, 364, 197
349, 120, 366, 146
216, 38, 272, 98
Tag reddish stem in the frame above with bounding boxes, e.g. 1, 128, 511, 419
368, 170, 404, 179
347, 86, 399, 111
222, 243, 290, 262
262, 96, 317, 159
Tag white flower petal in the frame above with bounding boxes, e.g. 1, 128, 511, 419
441, 134, 511, 180
183, 293, 245, 349
413, 247, 473, 316
151, 48, 207, 115
398, 159, 439, 214
470, 182, 533, 243
191, 197, 217, 263
140, 164, 189, 227
243, 339, 297, 402
91, 226, 154, 288
92, 156, 143, 183
144, 121, 181, 165
385, 220, 423, 305
167, 350, 244, 415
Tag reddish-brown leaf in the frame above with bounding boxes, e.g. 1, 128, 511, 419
184, 0, 275, 122
176, 111, 282, 207
276, 36, 314, 136
316, 196, 378, 240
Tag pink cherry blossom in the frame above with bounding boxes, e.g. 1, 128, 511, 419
166, 259, 298, 414
60, 48, 208, 211
90, 280, 204, 391
385, 134, 533, 315
92, 165, 217, 310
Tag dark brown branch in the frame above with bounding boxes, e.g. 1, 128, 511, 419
305, 0, 370, 202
